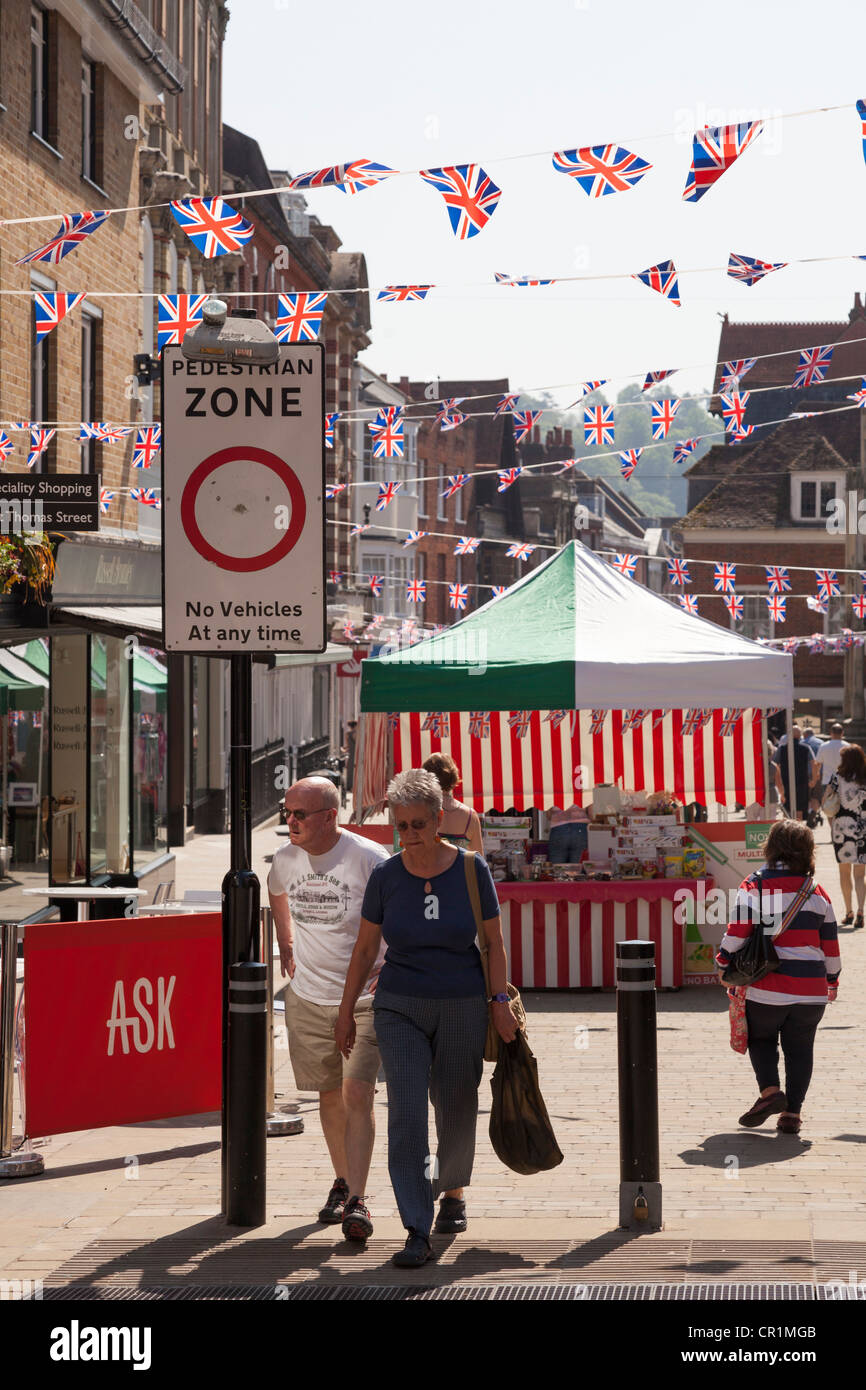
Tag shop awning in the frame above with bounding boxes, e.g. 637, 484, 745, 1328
360, 540, 793, 712
51, 604, 162, 640
272, 643, 350, 669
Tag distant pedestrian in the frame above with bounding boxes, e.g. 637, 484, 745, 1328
811, 723, 849, 804
825, 743, 866, 927
335, 768, 517, 1267
267, 776, 389, 1241
716, 819, 840, 1135
344, 719, 358, 796
422, 752, 483, 853
772, 725, 814, 819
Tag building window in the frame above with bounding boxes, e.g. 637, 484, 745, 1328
792, 474, 843, 523
80, 310, 100, 471
418, 460, 428, 517
31, 5, 52, 142
362, 423, 376, 483
437, 463, 447, 520
403, 427, 417, 495
81, 59, 98, 183
456, 471, 465, 523
737, 587, 773, 642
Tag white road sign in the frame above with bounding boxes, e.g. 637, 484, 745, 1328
161, 342, 325, 653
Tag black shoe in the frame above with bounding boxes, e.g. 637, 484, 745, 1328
341, 1196, 374, 1242
318, 1177, 349, 1223
392, 1230, 433, 1268
433, 1197, 467, 1234
739, 1091, 787, 1127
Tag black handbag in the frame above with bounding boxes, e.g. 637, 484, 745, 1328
722, 873, 814, 986
488, 1033, 564, 1176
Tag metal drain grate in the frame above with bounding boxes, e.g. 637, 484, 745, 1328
37, 1282, 866, 1301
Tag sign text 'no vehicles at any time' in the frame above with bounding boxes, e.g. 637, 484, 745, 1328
161, 342, 325, 654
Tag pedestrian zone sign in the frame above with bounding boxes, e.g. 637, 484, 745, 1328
161, 342, 325, 653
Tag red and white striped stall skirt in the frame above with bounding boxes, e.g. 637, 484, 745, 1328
495, 880, 703, 989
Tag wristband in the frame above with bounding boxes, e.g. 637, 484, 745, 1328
488, 992, 509, 1003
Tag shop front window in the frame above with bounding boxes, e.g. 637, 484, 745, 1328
90, 634, 130, 876
133, 646, 168, 862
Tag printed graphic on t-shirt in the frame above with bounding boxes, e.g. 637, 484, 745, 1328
287, 872, 353, 924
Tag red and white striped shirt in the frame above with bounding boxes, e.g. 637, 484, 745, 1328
716, 869, 841, 1005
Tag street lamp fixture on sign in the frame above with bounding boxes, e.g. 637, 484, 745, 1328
182, 298, 279, 366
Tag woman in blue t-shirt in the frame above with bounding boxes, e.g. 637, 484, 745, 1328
335, 767, 517, 1268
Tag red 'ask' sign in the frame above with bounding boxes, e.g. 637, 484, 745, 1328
24, 913, 221, 1137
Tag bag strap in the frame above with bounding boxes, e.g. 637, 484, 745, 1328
772, 875, 814, 942
464, 850, 492, 996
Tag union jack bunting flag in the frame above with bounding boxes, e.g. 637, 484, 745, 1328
650, 398, 680, 440
621, 709, 647, 733
767, 594, 786, 622
468, 712, 491, 738
376, 285, 432, 301
543, 710, 570, 730
673, 438, 700, 466
34, 291, 85, 341
793, 345, 834, 388
454, 536, 481, 554
290, 158, 397, 195
448, 583, 469, 610
441, 474, 469, 498
15, 209, 110, 266
157, 294, 208, 350
275, 292, 327, 342
552, 144, 652, 197
512, 410, 541, 443
11, 422, 35, 430
765, 565, 791, 593
439, 412, 467, 432
506, 542, 535, 560
667, 558, 691, 586
719, 358, 757, 389
350, 523, 370, 536
682, 708, 712, 734
370, 419, 404, 459
857, 100, 866, 163
403, 530, 428, 546
132, 426, 161, 469
419, 163, 502, 239
852, 595, 866, 619
94, 424, 132, 443
130, 488, 161, 507
495, 394, 520, 416
343, 620, 355, 638
328, 571, 344, 583
806, 595, 828, 615
325, 412, 340, 448
569, 381, 607, 404
375, 481, 402, 510
435, 399, 464, 422
713, 562, 737, 593
729, 425, 756, 441
847, 379, 866, 406
589, 709, 606, 735
610, 553, 638, 578
782, 637, 800, 655
727, 252, 787, 286
374, 406, 404, 427
497, 468, 523, 492
406, 579, 427, 602
619, 449, 642, 480
98, 488, 115, 513
491, 586, 508, 597
682, 120, 764, 202
555, 458, 579, 474
724, 594, 744, 621
506, 710, 532, 737
0, 432, 12, 463
369, 574, 384, 597
421, 712, 449, 737
815, 569, 841, 599
494, 272, 554, 286
584, 405, 615, 446
633, 259, 681, 306
720, 392, 750, 432
679, 595, 699, 616
27, 429, 55, 467
169, 197, 254, 257
325, 483, 346, 499
807, 633, 825, 653
386, 712, 400, 732
79, 423, 102, 440
642, 370, 674, 391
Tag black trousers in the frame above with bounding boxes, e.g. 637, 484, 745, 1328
745, 1000, 825, 1113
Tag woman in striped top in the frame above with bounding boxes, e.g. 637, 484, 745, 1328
716, 820, 840, 1135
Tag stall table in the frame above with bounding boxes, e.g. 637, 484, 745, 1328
495, 878, 713, 989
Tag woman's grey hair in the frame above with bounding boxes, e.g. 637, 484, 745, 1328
386, 768, 443, 816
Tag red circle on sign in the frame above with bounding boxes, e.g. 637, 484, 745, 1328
180, 445, 307, 573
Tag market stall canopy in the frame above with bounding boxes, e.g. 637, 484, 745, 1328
0, 646, 48, 712
360, 540, 793, 712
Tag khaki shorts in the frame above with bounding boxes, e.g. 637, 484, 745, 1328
284, 984, 380, 1092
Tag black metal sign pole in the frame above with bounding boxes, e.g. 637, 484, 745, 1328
221, 651, 262, 1219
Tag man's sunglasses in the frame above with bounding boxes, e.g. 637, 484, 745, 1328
283, 806, 332, 822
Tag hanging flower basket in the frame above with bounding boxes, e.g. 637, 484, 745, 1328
0, 534, 56, 621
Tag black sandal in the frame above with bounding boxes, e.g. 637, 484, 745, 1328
856, 913, 864, 930
842, 911, 854, 926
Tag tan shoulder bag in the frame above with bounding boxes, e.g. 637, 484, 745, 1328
464, 850, 526, 1063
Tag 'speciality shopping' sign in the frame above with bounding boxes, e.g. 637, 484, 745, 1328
161, 343, 325, 653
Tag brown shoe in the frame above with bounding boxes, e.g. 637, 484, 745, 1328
777, 1114, 802, 1134
739, 1090, 787, 1127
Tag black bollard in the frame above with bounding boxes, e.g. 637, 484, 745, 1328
616, 939, 662, 1230
226, 961, 267, 1227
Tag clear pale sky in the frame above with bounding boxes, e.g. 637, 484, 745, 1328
222, 0, 866, 407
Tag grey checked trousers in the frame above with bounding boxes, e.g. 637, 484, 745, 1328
373, 988, 489, 1239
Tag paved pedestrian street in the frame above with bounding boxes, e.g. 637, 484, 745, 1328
2, 819, 864, 1296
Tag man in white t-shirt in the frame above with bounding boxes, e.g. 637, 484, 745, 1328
267, 776, 388, 1243
811, 723, 849, 801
